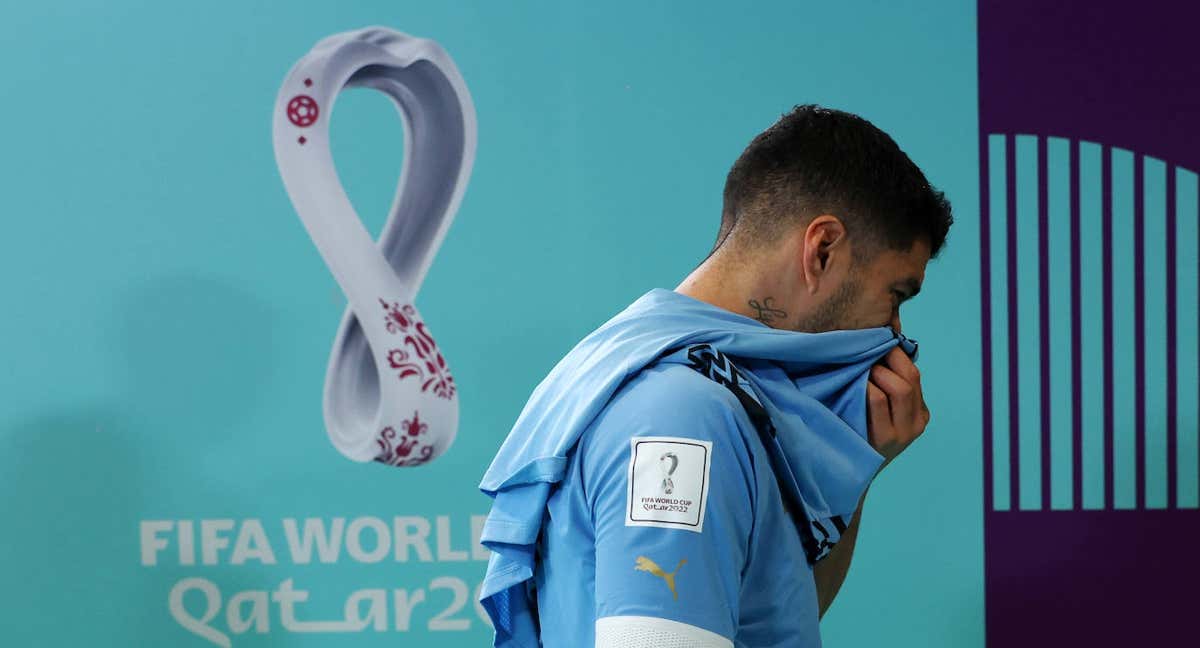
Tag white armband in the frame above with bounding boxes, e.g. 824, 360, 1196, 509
595, 615, 733, 648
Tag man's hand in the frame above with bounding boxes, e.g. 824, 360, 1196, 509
866, 347, 930, 471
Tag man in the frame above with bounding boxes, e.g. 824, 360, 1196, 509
478, 104, 953, 647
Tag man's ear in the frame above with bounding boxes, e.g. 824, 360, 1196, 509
801, 215, 848, 294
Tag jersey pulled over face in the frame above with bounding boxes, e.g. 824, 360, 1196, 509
532, 361, 824, 648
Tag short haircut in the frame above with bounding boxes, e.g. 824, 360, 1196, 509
715, 104, 953, 260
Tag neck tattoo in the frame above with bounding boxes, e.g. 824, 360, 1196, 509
747, 296, 788, 325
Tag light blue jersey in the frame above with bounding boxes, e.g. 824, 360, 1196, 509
478, 288, 917, 647
534, 360, 822, 647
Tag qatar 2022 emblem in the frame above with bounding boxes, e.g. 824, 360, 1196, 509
272, 26, 477, 468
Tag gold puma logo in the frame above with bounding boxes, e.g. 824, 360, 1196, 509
634, 555, 687, 600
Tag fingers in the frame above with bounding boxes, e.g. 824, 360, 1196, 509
883, 347, 920, 384
866, 380, 891, 451
883, 346, 929, 424
870, 363, 914, 426
865, 345, 932, 469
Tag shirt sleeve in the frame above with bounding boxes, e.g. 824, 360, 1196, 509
578, 365, 759, 641
595, 615, 734, 648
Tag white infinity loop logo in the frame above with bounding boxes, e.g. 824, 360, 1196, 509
271, 27, 476, 467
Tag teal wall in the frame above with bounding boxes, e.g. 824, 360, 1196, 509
0, 1, 980, 645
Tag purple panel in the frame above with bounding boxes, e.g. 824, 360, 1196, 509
978, 1, 1200, 171
985, 511, 1200, 645
979, 1, 1200, 645
1005, 133, 1021, 508
981, 127, 995, 512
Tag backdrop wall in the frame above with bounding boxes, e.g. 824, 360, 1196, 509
3, 1, 1005, 645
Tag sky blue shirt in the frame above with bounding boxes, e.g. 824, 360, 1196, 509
533, 360, 822, 647
478, 288, 914, 647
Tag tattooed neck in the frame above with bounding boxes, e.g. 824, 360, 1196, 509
747, 296, 788, 325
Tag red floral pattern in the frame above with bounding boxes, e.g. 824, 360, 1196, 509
375, 410, 434, 467
379, 298, 456, 400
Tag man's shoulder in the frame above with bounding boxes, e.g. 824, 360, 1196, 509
614, 360, 744, 417
576, 358, 765, 541
581, 360, 754, 454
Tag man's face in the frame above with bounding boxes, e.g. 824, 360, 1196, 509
796, 237, 931, 333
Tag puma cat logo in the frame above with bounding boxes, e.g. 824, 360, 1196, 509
634, 555, 687, 600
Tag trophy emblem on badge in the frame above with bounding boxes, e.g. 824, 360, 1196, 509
659, 452, 678, 495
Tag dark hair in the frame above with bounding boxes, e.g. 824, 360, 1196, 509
714, 104, 953, 260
